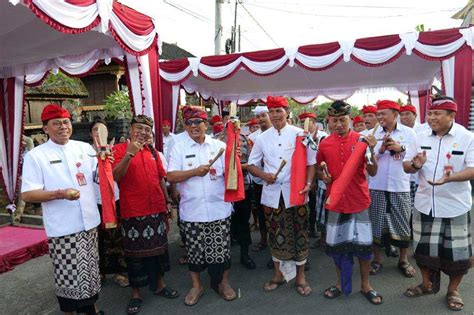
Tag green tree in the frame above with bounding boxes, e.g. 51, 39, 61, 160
104, 90, 132, 119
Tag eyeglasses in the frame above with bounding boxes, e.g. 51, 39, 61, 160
185, 119, 206, 126
51, 119, 71, 128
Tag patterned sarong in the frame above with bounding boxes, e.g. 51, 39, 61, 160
413, 209, 473, 276
263, 195, 309, 262
369, 190, 411, 246
48, 228, 101, 301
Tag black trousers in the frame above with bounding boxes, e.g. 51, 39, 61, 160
308, 190, 317, 234
251, 183, 267, 237
231, 187, 252, 248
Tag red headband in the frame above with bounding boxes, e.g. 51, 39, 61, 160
298, 112, 317, 120
212, 123, 225, 134
41, 104, 71, 122
352, 116, 364, 124
266, 96, 288, 109
400, 105, 417, 114
376, 100, 400, 112
182, 106, 208, 121
247, 118, 258, 126
210, 115, 223, 125
428, 99, 458, 112
361, 105, 377, 114
162, 119, 171, 126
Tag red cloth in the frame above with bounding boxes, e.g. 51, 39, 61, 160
210, 115, 223, 125
400, 105, 417, 114
317, 131, 370, 213
361, 105, 377, 114
224, 122, 245, 202
376, 100, 400, 111
41, 104, 71, 122
247, 118, 258, 126
266, 96, 288, 108
182, 106, 207, 121
0, 226, 48, 274
162, 120, 171, 126
97, 157, 117, 228
212, 123, 225, 134
113, 143, 167, 218
290, 135, 307, 206
428, 99, 458, 112
298, 112, 317, 120
352, 116, 363, 124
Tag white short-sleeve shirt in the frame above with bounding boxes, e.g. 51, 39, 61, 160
404, 123, 474, 218
167, 135, 232, 222
248, 124, 317, 209
22, 140, 100, 237
369, 123, 416, 192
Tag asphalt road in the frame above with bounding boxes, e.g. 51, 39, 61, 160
1, 224, 473, 315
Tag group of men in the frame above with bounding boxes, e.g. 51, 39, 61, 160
20, 92, 473, 314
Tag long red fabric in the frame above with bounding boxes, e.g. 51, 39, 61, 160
224, 122, 245, 202
325, 142, 368, 210
0, 226, 48, 274
97, 157, 117, 229
147, 44, 164, 151
290, 135, 306, 206
453, 48, 473, 128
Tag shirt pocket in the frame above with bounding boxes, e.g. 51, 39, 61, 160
183, 154, 198, 171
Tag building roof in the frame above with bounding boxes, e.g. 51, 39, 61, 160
26, 72, 89, 98
160, 42, 194, 60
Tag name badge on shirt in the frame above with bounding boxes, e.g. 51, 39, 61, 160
185, 154, 196, 158
451, 150, 464, 155
75, 162, 87, 186
209, 167, 217, 180
49, 160, 62, 164
421, 146, 431, 150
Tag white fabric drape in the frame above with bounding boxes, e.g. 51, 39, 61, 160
171, 85, 180, 132
408, 91, 422, 123
110, 13, 157, 52
442, 56, 455, 98
34, 0, 98, 29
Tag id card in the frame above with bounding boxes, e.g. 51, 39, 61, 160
209, 168, 217, 180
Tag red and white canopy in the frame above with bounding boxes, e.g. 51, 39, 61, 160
160, 27, 473, 132
1, 0, 163, 213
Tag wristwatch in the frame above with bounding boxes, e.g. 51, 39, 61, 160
400, 145, 406, 153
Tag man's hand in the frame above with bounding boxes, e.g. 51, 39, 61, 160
194, 164, 210, 177
364, 134, 377, 150
427, 171, 451, 186
299, 183, 312, 195
171, 189, 180, 204
61, 188, 80, 201
385, 138, 402, 153
262, 172, 277, 185
411, 150, 427, 169
379, 134, 390, 154
126, 139, 143, 155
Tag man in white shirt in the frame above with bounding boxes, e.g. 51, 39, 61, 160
248, 104, 271, 254
21, 104, 101, 314
368, 100, 417, 278
162, 119, 174, 159
403, 96, 474, 311
168, 106, 236, 306
248, 96, 316, 296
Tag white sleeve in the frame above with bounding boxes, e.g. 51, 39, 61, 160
158, 151, 168, 170
248, 136, 264, 167
464, 133, 474, 168
21, 152, 44, 192
306, 146, 316, 166
167, 143, 182, 172
404, 134, 419, 162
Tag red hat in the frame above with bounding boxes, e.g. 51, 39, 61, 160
376, 100, 400, 112
41, 104, 71, 123
247, 118, 258, 126
400, 105, 417, 114
210, 115, 223, 125
212, 123, 225, 134
266, 96, 288, 109
182, 106, 208, 121
298, 112, 317, 120
162, 119, 171, 126
352, 116, 364, 125
428, 98, 458, 112
361, 105, 377, 114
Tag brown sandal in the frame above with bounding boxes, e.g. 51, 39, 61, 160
263, 279, 286, 292
446, 291, 464, 311
218, 283, 237, 301
184, 287, 203, 306
404, 284, 433, 297
398, 261, 416, 278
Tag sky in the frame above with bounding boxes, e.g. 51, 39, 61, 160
121, 0, 468, 106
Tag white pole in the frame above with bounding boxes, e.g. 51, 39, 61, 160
215, 0, 223, 55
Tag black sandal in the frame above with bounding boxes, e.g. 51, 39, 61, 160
156, 286, 179, 299
369, 261, 383, 275
324, 286, 342, 299
361, 290, 383, 305
429, 270, 441, 294
126, 298, 142, 314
